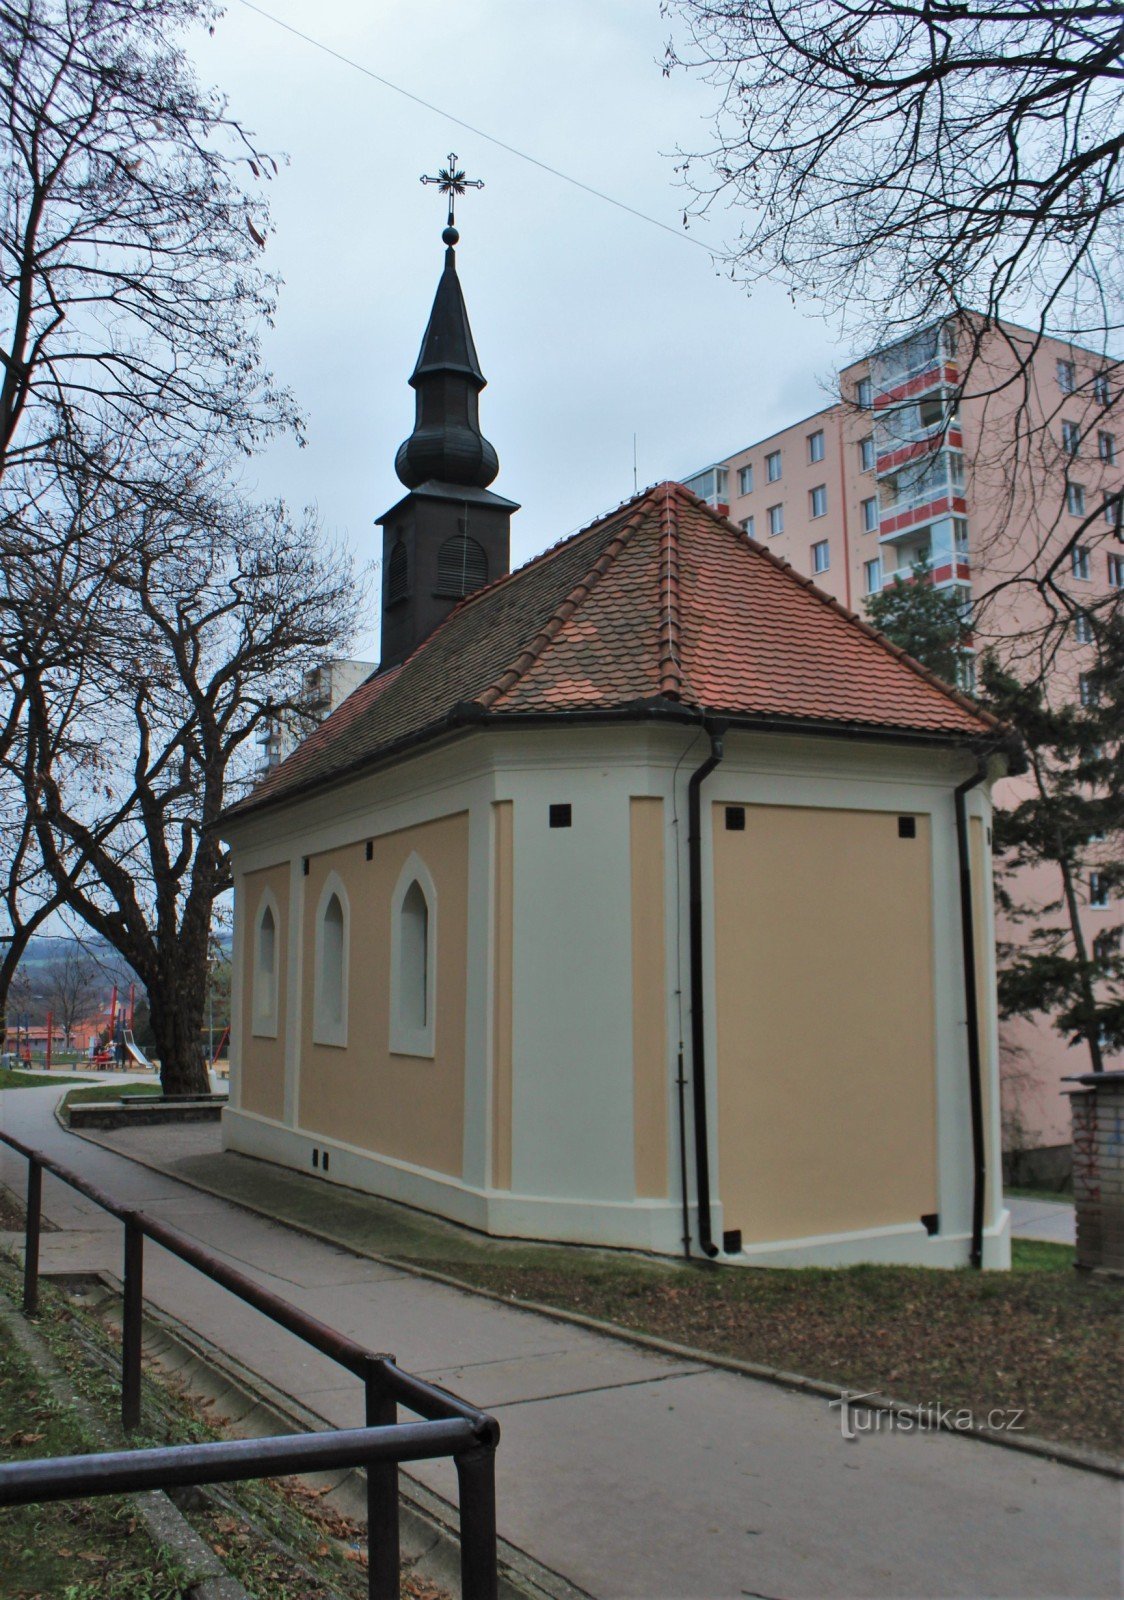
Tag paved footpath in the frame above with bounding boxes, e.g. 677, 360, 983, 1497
1008, 1196, 1077, 1246
0, 1086, 1119, 1600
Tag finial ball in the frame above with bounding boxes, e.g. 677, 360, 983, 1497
442, 225, 460, 246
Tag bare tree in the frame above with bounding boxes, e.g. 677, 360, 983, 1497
40, 941, 99, 1047
0, 1, 330, 1092
664, 3, 1124, 679
6, 467, 364, 1094
0, 0, 297, 490
663, 1, 1124, 354
0, 450, 120, 1046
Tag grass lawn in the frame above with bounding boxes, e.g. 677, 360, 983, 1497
1007, 1186, 1074, 1207
0, 1315, 191, 1598
0, 1066, 94, 1090
0, 1263, 446, 1600
60, 1081, 162, 1117
402, 1237, 1122, 1456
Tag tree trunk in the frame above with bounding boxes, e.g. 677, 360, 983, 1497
148, 981, 211, 1097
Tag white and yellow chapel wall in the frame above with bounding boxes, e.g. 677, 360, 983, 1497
224, 725, 1009, 1267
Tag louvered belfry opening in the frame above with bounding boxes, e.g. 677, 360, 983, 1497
387, 540, 409, 606
436, 531, 488, 597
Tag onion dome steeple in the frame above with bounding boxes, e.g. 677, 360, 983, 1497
394, 235, 499, 489
376, 155, 519, 675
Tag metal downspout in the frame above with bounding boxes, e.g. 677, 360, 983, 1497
687, 725, 725, 1259
954, 759, 989, 1270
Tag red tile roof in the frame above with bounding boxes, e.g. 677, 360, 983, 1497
227, 483, 999, 820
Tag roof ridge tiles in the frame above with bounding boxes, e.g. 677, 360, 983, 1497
657, 481, 685, 703
674, 482, 1004, 735
476, 487, 661, 711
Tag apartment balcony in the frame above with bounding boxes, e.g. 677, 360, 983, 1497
886, 555, 971, 590
870, 323, 959, 409
875, 425, 963, 476
879, 493, 968, 541
873, 360, 959, 410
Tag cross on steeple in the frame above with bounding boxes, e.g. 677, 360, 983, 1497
420, 152, 484, 242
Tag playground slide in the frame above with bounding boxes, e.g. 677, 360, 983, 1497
123, 1032, 155, 1071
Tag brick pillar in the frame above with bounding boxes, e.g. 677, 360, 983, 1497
1066, 1072, 1124, 1275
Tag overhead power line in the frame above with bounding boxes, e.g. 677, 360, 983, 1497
234, 0, 717, 255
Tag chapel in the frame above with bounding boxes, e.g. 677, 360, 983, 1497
219, 209, 1014, 1268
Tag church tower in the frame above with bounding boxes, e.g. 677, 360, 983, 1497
376, 157, 518, 672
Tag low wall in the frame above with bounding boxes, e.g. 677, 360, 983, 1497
68, 1097, 228, 1131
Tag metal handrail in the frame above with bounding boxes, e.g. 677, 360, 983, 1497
0, 1419, 476, 1503
0, 1127, 500, 1600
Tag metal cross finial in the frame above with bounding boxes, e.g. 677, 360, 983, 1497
420, 152, 484, 241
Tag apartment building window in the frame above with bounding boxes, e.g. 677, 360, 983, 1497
954, 517, 970, 556
861, 496, 879, 532
1107, 493, 1123, 532
740, 515, 755, 537
1089, 872, 1109, 908
766, 450, 782, 483
956, 656, 977, 695
738, 464, 753, 495
864, 557, 882, 594
767, 503, 784, 537
1072, 543, 1091, 580
811, 539, 830, 574
1110, 553, 1124, 588
1062, 420, 1081, 456
860, 436, 875, 472
1079, 672, 1098, 706
1098, 431, 1116, 464
1074, 611, 1094, 644
1057, 359, 1076, 394
809, 484, 828, 519
857, 377, 873, 409
1093, 373, 1111, 405
1066, 482, 1086, 517
807, 429, 825, 464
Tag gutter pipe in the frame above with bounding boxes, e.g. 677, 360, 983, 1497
953, 758, 989, 1270
687, 723, 725, 1259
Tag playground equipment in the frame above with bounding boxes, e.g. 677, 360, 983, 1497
122, 1031, 155, 1071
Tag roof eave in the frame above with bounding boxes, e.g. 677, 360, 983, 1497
217, 697, 1014, 834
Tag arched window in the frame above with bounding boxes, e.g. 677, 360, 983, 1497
390, 856, 436, 1057
435, 532, 488, 597
252, 893, 280, 1037
313, 876, 349, 1047
387, 539, 409, 606
400, 882, 428, 1030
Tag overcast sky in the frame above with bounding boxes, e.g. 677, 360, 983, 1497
192, 0, 854, 659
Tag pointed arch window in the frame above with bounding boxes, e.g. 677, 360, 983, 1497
387, 539, 409, 606
251, 892, 280, 1038
435, 532, 488, 597
313, 875, 349, 1047
390, 856, 437, 1057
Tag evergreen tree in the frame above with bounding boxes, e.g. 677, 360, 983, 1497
863, 564, 972, 685
980, 621, 1123, 1072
